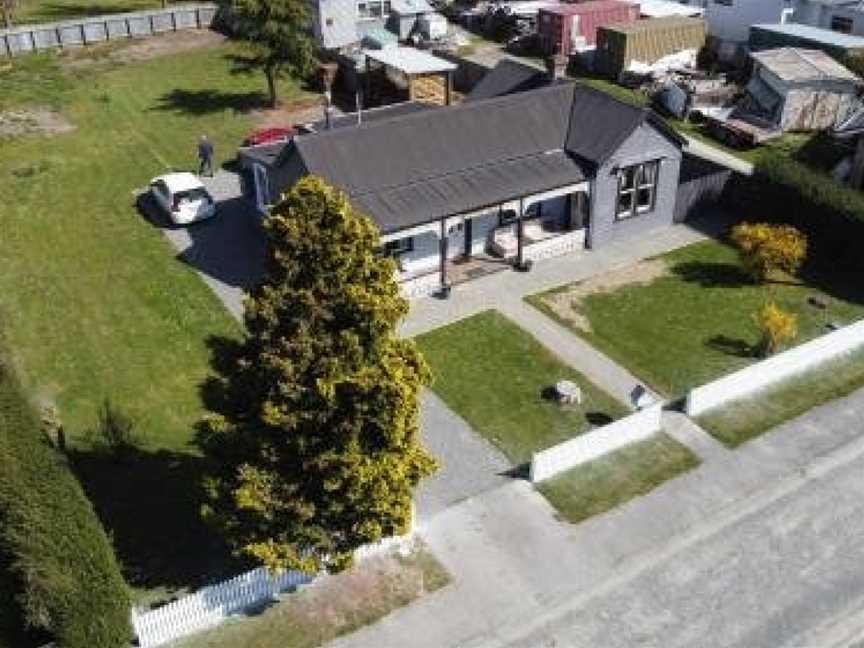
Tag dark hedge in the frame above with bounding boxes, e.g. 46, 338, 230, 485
0, 360, 131, 648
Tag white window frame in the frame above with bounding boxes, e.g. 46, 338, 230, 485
357, 0, 390, 20
616, 160, 659, 221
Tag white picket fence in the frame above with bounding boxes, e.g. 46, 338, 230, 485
529, 403, 663, 482
686, 319, 864, 417
132, 532, 413, 647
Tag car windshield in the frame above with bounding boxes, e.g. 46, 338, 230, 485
175, 188, 210, 203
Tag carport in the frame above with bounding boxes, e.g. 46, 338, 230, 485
364, 46, 458, 106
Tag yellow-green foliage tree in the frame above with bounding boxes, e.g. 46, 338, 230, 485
731, 222, 808, 283
199, 177, 436, 573
754, 302, 797, 357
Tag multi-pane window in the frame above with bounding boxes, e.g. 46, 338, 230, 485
384, 237, 413, 256
358, 0, 390, 19
616, 161, 659, 220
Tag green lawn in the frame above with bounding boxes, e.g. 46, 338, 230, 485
9, 0, 160, 25
0, 41, 307, 600
539, 433, 700, 524
698, 347, 864, 448
415, 310, 629, 465
528, 240, 864, 398
174, 548, 450, 648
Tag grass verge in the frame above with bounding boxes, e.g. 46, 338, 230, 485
174, 546, 450, 648
415, 310, 629, 465
539, 432, 700, 524
698, 348, 864, 448
527, 240, 864, 398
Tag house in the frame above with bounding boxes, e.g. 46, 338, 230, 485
746, 48, 862, 131
796, 0, 864, 36
239, 83, 685, 298
310, 0, 444, 49
463, 59, 551, 102
703, 0, 796, 45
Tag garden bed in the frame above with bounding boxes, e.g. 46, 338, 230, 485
415, 310, 628, 465
527, 240, 864, 397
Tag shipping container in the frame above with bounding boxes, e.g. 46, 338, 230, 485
537, 1, 639, 56
595, 16, 707, 77
749, 23, 864, 62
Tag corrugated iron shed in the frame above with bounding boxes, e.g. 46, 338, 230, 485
749, 23, 864, 60
751, 48, 860, 84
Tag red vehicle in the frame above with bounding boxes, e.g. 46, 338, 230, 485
244, 126, 295, 147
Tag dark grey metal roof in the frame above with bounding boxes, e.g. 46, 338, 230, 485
465, 59, 551, 102
354, 150, 586, 232
238, 142, 285, 166
279, 81, 682, 233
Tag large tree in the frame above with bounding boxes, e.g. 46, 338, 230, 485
200, 177, 436, 573
228, 0, 317, 108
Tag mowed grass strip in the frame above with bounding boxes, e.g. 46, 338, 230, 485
11, 0, 160, 25
0, 43, 309, 450
698, 347, 864, 448
529, 240, 864, 398
539, 433, 700, 524
173, 547, 450, 648
415, 310, 629, 465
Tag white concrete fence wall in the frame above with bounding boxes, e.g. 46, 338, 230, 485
523, 229, 586, 263
529, 403, 663, 482
0, 3, 217, 57
132, 532, 413, 648
686, 319, 864, 417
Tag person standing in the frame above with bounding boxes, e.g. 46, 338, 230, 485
197, 135, 214, 177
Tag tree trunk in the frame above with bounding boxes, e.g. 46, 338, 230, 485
2, 1, 12, 30
265, 66, 278, 109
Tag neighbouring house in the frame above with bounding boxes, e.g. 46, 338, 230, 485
796, 0, 864, 36
749, 22, 864, 60
632, 0, 704, 19
310, 0, 446, 49
702, 0, 796, 46
239, 83, 685, 298
745, 47, 862, 131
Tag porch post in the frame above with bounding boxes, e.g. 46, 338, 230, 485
445, 71, 453, 106
439, 217, 448, 288
516, 197, 524, 268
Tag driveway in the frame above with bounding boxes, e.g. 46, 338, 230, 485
160, 170, 266, 322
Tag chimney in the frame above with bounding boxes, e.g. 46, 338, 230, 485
545, 54, 568, 82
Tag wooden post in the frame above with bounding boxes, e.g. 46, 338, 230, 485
516, 197, 524, 268
445, 71, 452, 106
439, 218, 448, 288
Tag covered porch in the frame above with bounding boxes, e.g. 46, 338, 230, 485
381, 182, 590, 298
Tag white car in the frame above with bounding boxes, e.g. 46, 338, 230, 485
148, 172, 216, 225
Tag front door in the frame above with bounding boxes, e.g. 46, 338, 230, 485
447, 220, 465, 260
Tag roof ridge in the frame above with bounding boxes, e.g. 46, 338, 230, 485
294, 82, 574, 143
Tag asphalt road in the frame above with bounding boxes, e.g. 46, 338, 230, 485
499, 439, 864, 648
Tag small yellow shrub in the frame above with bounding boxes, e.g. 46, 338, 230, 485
754, 302, 797, 356
731, 223, 808, 283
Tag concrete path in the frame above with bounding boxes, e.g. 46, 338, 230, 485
328, 386, 864, 648
662, 410, 730, 463
683, 134, 755, 176
402, 219, 721, 338
497, 297, 646, 406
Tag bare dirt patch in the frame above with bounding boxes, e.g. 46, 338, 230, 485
249, 97, 326, 129
61, 29, 227, 70
0, 107, 75, 139
544, 258, 669, 332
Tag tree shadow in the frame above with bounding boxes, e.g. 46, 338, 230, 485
670, 260, 751, 288
152, 88, 269, 116
198, 335, 247, 418
71, 443, 242, 599
705, 334, 758, 359
585, 412, 614, 427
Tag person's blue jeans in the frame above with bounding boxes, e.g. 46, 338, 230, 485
198, 157, 213, 177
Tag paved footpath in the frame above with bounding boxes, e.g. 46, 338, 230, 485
329, 387, 864, 648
